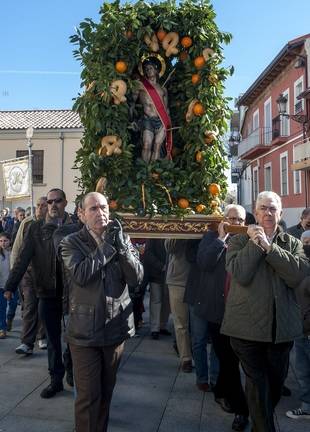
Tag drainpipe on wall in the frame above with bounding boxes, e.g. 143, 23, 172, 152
59, 132, 64, 190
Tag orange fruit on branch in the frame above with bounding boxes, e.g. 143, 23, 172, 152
191, 74, 200, 85
195, 151, 203, 162
194, 56, 205, 69
157, 28, 167, 41
125, 30, 133, 39
193, 102, 204, 116
181, 36, 193, 48
208, 183, 221, 196
196, 204, 206, 213
115, 61, 128, 74
179, 51, 188, 62
109, 200, 118, 210
177, 198, 190, 209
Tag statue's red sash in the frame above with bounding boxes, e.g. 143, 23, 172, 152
140, 77, 172, 159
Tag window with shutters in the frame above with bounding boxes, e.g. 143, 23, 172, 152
16, 150, 44, 184
280, 152, 289, 196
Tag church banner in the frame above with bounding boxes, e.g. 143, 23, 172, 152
2, 157, 30, 199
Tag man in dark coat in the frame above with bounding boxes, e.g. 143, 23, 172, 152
287, 207, 310, 239
286, 230, 310, 420
60, 192, 143, 432
4, 188, 72, 398
197, 204, 249, 431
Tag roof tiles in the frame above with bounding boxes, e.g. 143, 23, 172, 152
0, 109, 83, 130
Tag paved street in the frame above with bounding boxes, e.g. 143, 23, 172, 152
0, 298, 308, 432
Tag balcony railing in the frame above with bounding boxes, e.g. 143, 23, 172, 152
238, 127, 272, 158
294, 139, 310, 161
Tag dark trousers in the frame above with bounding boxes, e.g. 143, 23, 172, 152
208, 322, 248, 416
230, 337, 293, 432
39, 297, 65, 381
20, 270, 45, 348
70, 342, 124, 432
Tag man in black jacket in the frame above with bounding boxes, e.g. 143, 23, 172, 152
4, 188, 71, 398
60, 192, 143, 432
197, 204, 249, 431
144, 239, 170, 339
287, 207, 310, 239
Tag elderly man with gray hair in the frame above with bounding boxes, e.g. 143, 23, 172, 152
197, 203, 249, 431
221, 191, 309, 432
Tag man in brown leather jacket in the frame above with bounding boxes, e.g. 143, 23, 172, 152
60, 192, 143, 432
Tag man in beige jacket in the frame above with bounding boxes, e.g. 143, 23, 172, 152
13, 197, 47, 355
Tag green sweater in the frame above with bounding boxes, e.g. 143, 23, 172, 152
221, 230, 309, 343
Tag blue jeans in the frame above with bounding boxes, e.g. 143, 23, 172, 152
189, 306, 219, 384
295, 336, 310, 411
0, 290, 18, 330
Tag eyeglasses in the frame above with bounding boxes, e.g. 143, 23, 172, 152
47, 198, 63, 205
226, 217, 244, 223
258, 205, 278, 214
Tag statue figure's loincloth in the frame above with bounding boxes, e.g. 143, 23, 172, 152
142, 116, 163, 133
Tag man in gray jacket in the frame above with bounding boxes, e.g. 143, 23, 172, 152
221, 191, 308, 432
165, 239, 192, 372
60, 192, 143, 432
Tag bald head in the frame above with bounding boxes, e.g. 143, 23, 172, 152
35, 196, 47, 220
81, 192, 107, 209
82, 192, 109, 235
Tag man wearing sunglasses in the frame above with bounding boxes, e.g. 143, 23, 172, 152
4, 188, 72, 399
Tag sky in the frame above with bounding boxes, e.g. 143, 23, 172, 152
1, 0, 310, 111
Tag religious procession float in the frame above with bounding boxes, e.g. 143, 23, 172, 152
71, 0, 233, 238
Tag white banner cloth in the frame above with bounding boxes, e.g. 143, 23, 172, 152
2, 158, 30, 199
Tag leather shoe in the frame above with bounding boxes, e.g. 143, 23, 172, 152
215, 397, 234, 413
40, 381, 64, 399
159, 328, 171, 336
181, 360, 192, 373
197, 383, 210, 392
282, 385, 291, 396
232, 414, 249, 431
151, 331, 159, 340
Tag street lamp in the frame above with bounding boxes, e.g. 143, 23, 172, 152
276, 93, 308, 139
25, 126, 34, 217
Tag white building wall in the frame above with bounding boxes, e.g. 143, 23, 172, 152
0, 129, 83, 213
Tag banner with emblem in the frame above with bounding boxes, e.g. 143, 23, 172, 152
2, 157, 30, 199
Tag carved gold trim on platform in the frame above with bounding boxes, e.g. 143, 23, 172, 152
118, 213, 223, 239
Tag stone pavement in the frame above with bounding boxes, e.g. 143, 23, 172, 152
0, 300, 308, 432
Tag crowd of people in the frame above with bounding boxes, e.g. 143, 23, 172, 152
0, 188, 310, 432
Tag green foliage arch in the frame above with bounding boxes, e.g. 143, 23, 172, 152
71, 0, 232, 216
